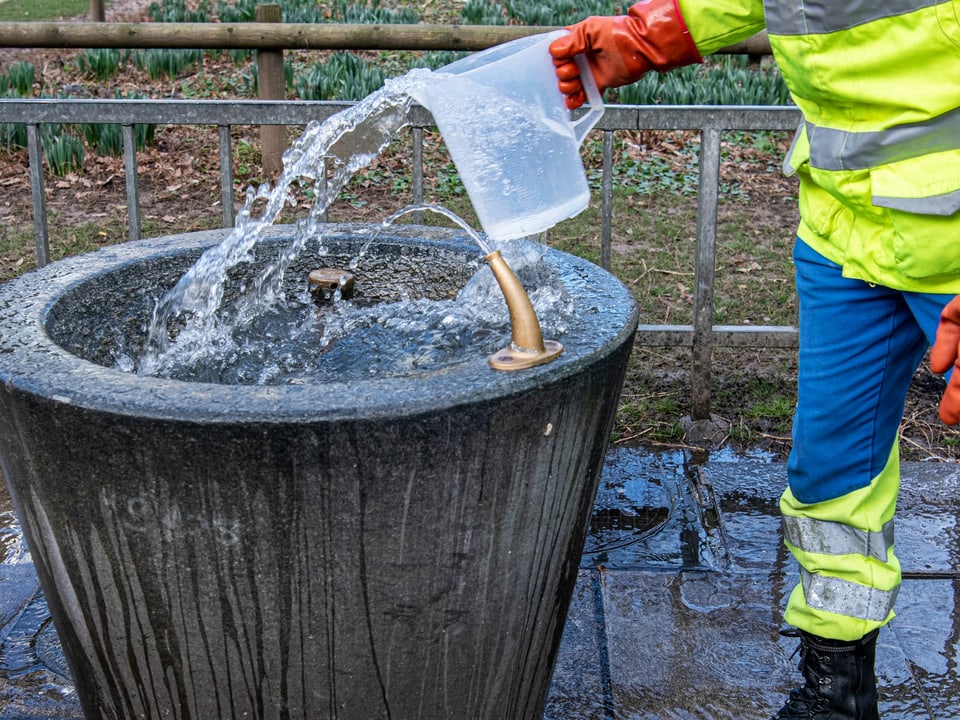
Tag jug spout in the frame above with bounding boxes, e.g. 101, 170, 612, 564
485, 250, 563, 371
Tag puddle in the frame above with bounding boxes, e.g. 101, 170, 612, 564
0, 592, 77, 718
581, 445, 778, 571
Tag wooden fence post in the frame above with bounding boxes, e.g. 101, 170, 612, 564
256, 4, 285, 177
90, 0, 105, 21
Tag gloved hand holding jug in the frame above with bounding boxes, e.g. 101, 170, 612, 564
548, 0, 701, 109
931, 295, 960, 425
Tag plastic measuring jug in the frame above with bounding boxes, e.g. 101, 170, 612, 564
409, 30, 604, 241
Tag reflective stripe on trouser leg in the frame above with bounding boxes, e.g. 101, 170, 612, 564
781, 442, 901, 641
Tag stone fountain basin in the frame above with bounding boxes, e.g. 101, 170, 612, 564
0, 224, 638, 720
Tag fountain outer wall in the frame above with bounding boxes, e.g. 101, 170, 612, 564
0, 225, 638, 720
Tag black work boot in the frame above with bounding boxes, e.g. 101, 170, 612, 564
772, 629, 880, 719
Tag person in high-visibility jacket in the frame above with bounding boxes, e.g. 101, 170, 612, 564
549, 0, 960, 717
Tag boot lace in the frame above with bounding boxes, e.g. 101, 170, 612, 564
772, 630, 832, 719
775, 686, 831, 718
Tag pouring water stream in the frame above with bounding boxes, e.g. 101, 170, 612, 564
139, 73, 424, 375
137, 62, 576, 382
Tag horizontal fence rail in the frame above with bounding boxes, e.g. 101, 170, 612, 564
0, 98, 802, 419
0, 21, 771, 55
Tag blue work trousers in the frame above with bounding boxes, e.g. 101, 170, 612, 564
788, 238, 952, 504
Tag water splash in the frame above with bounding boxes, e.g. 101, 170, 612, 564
133, 234, 572, 385
382, 203, 493, 255
134, 69, 572, 383
139, 71, 431, 376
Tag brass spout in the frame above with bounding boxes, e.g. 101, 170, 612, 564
485, 249, 563, 371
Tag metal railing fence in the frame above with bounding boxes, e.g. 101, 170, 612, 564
0, 97, 802, 418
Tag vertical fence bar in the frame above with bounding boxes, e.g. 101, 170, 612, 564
600, 129, 614, 271
122, 124, 141, 243
691, 127, 721, 420
317, 158, 328, 223
412, 126, 424, 222
26, 123, 49, 267
219, 124, 235, 228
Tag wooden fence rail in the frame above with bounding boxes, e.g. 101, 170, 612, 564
0, 21, 770, 54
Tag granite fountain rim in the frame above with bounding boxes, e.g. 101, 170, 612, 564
0, 223, 639, 425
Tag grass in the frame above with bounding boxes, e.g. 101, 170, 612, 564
0, 0, 87, 20
0, 214, 127, 277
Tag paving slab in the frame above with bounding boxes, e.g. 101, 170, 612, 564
544, 569, 610, 719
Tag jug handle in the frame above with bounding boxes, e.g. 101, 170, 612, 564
570, 53, 605, 145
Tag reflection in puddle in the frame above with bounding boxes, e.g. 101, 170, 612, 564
582, 445, 777, 571
0, 591, 77, 716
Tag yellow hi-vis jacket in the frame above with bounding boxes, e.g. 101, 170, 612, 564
677, 0, 960, 294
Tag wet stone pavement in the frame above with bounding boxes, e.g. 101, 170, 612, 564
1, 446, 958, 719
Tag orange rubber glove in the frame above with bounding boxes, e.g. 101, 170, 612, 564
931, 295, 960, 425
549, 0, 702, 109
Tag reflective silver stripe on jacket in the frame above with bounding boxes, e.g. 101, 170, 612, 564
805, 106, 960, 172
800, 568, 899, 622
783, 515, 895, 563
763, 0, 945, 36
874, 188, 960, 216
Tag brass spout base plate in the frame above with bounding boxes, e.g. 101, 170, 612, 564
489, 340, 564, 371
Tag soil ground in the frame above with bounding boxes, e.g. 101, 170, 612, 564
0, 0, 956, 463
